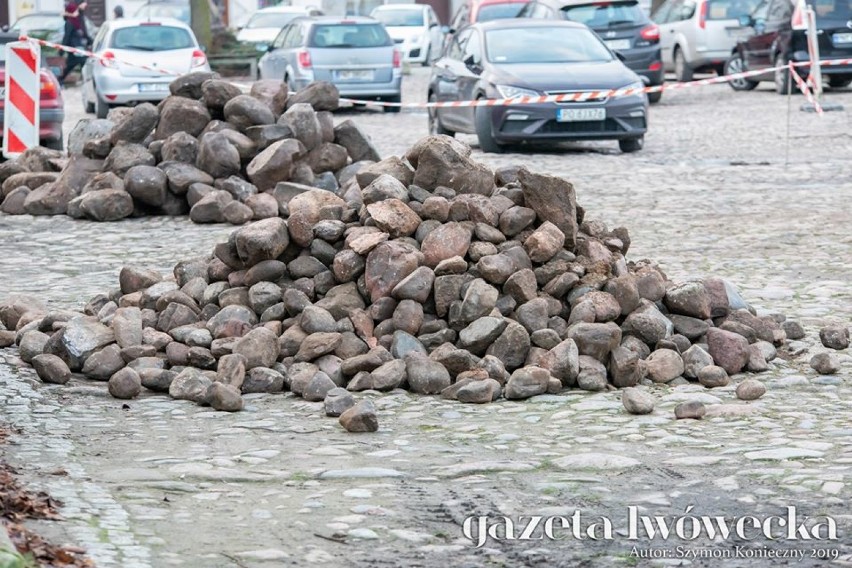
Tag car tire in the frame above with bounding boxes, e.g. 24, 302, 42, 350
82, 86, 95, 114
724, 54, 758, 91
428, 93, 454, 137
474, 103, 504, 154
674, 48, 694, 83
95, 92, 109, 119
647, 90, 662, 104
828, 76, 852, 88
619, 136, 644, 153
43, 136, 64, 151
422, 45, 431, 67
383, 95, 402, 113
774, 54, 791, 95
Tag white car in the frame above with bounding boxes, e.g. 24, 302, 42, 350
81, 18, 211, 118
236, 6, 324, 52
370, 4, 445, 65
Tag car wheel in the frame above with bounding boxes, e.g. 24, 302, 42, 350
43, 136, 64, 151
674, 48, 694, 83
774, 54, 791, 95
428, 93, 454, 137
474, 103, 504, 154
95, 91, 110, 119
647, 90, 662, 104
724, 54, 758, 91
619, 136, 644, 153
828, 76, 852, 88
383, 95, 402, 113
421, 45, 431, 67
82, 85, 95, 114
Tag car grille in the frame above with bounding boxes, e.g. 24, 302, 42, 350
394, 39, 404, 44
500, 117, 646, 135
544, 90, 610, 104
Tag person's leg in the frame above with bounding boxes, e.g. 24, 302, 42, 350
58, 53, 83, 85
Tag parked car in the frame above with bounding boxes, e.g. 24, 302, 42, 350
81, 18, 211, 118
370, 4, 445, 65
450, 0, 532, 29
726, 0, 852, 92
518, 0, 664, 102
258, 16, 402, 111
428, 19, 648, 153
237, 6, 325, 52
652, 0, 762, 81
0, 31, 65, 151
134, 0, 191, 25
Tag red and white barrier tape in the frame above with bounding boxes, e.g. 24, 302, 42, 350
20, 33, 852, 109
789, 62, 823, 115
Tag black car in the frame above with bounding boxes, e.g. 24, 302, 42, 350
725, 0, 852, 92
427, 19, 648, 153
517, 0, 664, 102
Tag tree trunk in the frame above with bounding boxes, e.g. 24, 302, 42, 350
191, 0, 212, 51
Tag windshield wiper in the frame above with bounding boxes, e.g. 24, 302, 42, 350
605, 20, 637, 27
120, 45, 157, 51
324, 43, 356, 48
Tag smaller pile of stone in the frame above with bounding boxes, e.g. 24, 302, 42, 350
0, 75, 380, 225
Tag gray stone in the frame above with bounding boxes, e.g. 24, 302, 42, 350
504, 366, 550, 399
697, 365, 730, 388
674, 401, 706, 420
324, 387, 355, 417
819, 325, 849, 350
207, 382, 244, 411
736, 379, 766, 401
32, 353, 72, 385
810, 352, 840, 375
339, 400, 379, 432
622, 387, 654, 415
108, 367, 142, 399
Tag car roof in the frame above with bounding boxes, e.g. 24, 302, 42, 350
106, 17, 192, 30
255, 5, 317, 13
536, 0, 638, 6
304, 16, 378, 24
472, 18, 587, 30
372, 3, 426, 9
475, 0, 529, 6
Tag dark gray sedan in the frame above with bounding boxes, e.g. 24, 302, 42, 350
427, 20, 648, 153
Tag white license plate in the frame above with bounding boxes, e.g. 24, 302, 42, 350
605, 39, 632, 50
833, 33, 852, 44
557, 108, 606, 122
138, 83, 170, 93
334, 69, 374, 81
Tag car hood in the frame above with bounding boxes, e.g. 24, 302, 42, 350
236, 27, 281, 43
486, 60, 640, 92
385, 26, 428, 42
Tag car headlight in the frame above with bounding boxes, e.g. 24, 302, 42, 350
621, 81, 645, 94
495, 85, 539, 100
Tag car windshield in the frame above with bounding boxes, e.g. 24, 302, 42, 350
10, 14, 63, 33
561, 1, 645, 27
246, 12, 302, 28
136, 5, 190, 22
705, 0, 762, 20
372, 9, 425, 26
111, 25, 194, 51
309, 23, 392, 47
486, 26, 613, 63
476, 3, 527, 22
809, 0, 852, 18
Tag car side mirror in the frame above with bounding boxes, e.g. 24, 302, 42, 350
463, 54, 481, 71
445, 26, 454, 34
267, 44, 275, 52
430, 22, 438, 28
738, 14, 753, 27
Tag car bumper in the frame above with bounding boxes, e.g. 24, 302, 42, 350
791, 51, 852, 75
94, 67, 211, 104
689, 47, 732, 70
0, 108, 65, 142
622, 46, 664, 86
294, 74, 402, 99
488, 96, 648, 143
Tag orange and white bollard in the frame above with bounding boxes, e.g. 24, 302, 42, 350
2, 41, 41, 158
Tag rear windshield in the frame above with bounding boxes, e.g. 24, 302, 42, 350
309, 23, 392, 48
246, 12, 302, 29
706, 0, 762, 20
561, 1, 646, 27
476, 3, 528, 22
135, 5, 191, 22
10, 14, 63, 33
111, 25, 195, 50
809, 0, 852, 18
372, 9, 425, 26
486, 26, 613, 63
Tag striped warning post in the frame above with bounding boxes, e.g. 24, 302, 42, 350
2, 41, 41, 159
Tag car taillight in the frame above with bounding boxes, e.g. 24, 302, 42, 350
39, 73, 59, 100
640, 24, 660, 42
297, 49, 312, 68
191, 49, 207, 68
649, 61, 662, 71
100, 51, 118, 68
392, 49, 401, 68
698, 0, 707, 29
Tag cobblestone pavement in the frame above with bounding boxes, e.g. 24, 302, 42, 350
1, 70, 851, 567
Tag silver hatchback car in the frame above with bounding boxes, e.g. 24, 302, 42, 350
81, 18, 211, 118
258, 16, 402, 111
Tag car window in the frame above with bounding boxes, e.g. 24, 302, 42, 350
110, 25, 194, 51
373, 8, 426, 26
451, 5, 470, 28
706, 0, 763, 19
532, 3, 558, 17
92, 24, 109, 51
287, 24, 306, 47
10, 14, 63, 33
246, 12, 303, 29
447, 28, 472, 59
477, 2, 528, 22
653, 0, 681, 22
308, 23, 392, 48
677, 0, 697, 20
485, 26, 613, 63
273, 26, 290, 48
561, 1, 647, 26
767, 0, 793, 20
462, 29, 482, 61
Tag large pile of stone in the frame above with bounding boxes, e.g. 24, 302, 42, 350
3, 135, 840, 432
0, 74, 378, 224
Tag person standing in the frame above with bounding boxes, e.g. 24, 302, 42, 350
113, 5, 124, 18
59, 1, 91, 86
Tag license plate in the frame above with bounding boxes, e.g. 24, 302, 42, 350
832, 32, 852, 44
557, 108, 606, 122
138, 83, 169, 93
605, 39, 632, 50
334, 69, 374, 81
